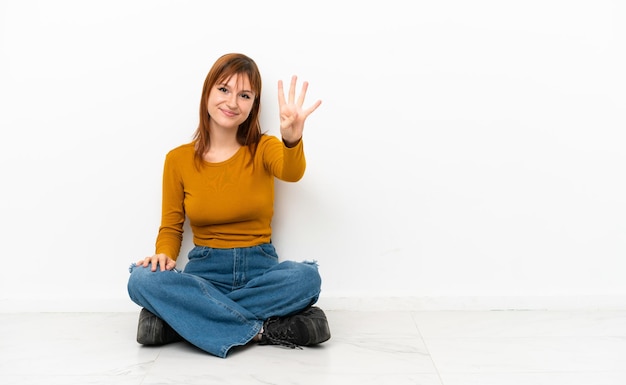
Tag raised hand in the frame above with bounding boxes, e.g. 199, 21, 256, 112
278, 75, 321, 146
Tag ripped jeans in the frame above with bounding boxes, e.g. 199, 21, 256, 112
127, 243, 321, 358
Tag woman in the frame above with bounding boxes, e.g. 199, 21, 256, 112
127, 53, 330, 358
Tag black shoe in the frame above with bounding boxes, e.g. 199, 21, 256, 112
136, 308, 183, 345
260, 306, 331, 349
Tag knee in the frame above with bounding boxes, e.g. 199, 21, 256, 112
283, 260, 322, 293
303, 261, 322, 292
127, 264, 145, 296
127, 263, 159, 297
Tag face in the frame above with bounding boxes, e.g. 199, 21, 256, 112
206, 73, 255, 131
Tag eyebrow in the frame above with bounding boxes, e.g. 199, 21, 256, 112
219, 82, 254, 95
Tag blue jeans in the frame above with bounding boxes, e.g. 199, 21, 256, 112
127, 243, 321, 358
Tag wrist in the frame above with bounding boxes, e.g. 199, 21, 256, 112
282, 137, 301, 148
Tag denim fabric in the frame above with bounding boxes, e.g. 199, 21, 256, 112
127, 243, 321, 358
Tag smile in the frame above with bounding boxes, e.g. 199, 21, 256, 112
220, 108, 237, 118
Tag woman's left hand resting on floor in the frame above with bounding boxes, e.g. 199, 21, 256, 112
136, 253, 176, 272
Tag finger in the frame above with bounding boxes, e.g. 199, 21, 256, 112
158, 256, 167, 271
288, 75, 297, 104
277, 80, 286, 107
304, 99, 322, 117
149, 256, 160, 272
296, 81, 309, 107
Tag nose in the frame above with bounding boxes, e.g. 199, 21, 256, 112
226, 92, 238, 109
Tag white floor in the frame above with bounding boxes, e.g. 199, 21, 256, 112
1, 309, 625, 385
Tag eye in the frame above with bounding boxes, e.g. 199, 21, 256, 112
217, 86, 228, 93
240, 93, 252, 100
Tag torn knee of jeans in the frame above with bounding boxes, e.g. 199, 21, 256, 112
302, 260, 318, 268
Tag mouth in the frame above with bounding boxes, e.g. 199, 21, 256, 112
220, 108, 237, 118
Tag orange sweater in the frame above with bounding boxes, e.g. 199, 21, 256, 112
155, 135, 306, 260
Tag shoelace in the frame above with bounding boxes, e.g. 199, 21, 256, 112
261, 319, 303, 350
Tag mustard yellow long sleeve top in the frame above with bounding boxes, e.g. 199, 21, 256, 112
155, 135, 306, 260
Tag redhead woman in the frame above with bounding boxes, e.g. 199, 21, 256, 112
127, 53, 330, 358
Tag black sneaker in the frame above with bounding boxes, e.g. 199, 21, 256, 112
136, 308, 183, 345
259, 306, 331, 349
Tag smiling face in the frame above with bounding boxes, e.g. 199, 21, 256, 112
207, 73, 256, 131
193, 53, 263, 163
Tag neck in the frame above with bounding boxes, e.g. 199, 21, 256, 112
208, 122, 240, 148
203, 123, 242, 162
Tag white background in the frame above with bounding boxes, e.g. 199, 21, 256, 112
1, 0, 624, 311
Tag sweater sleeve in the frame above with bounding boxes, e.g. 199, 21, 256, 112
263, 136, 306, 182
155, 151, 185, 260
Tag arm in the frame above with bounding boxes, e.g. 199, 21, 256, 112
136, 151, 184, 272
